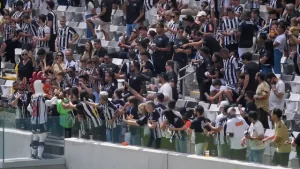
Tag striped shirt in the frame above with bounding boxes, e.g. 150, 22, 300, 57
3, 24, 14, 40
155, 103, 166, 137
57, 26, 77, 51
201, 21, 214, 34
169, 21, 182, 41
253, 16, 265, 30
24, 1, 33, 11
233, 5, 243, 16
144, 0, 159, 10
76, 102, 102, 127
169, 115, 186, 139
37, 24, 50, 48
223, 55, 240, 86
221, 17, 239, 46
20, 21, 38, 44
29, 96, 48, 125
12, 10, 24, 20
99, 101, 118, 128
247, 0, 260, 9
148, 109, 162, 139
111, 99, 125, 125
47, 10, 58, 35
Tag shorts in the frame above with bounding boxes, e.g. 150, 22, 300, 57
91, 17, 110, 33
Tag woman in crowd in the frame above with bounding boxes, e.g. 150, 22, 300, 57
52, 51, 66, 75
81, 41, 94, 60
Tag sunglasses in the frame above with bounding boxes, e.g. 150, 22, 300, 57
171, 15, 176, 18
22, 53, 28, 56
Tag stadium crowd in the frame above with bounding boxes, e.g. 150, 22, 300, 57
3, 0, 300, 167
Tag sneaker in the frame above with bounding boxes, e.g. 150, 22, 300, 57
36, 156, 44, 160
31, 154, 37, 159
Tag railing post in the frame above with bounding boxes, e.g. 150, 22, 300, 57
182, 78, 185, 100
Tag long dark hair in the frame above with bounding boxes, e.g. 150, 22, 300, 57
163, 109, 180, 125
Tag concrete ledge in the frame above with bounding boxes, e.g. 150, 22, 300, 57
65, 138, 287, 169
0, 129, 32, 159
0, 158, 65, 168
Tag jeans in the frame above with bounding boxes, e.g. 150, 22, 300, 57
126, 24, 138, 37
273, 49, 282, 74
93, 91, 99, 103
106, 125, 122, 143
175, 136, 187, 153
260, 65, 273, 76
249, 149, 264, 164
130, 133, 141, 146
195, 143, 206, 155
86, 14, 95, 39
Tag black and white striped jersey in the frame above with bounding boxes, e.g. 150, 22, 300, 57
223, 55, 240, 86
148, 109, 162, 139
20, 21, 38, 44
111, 99, 125, 125
99, 101, 118, 129
57, 26, 77, 51
221, 17, 239, 45
76, 102, 102, 128
37, 24, 50, 48
233, 5, 243, 16
144, 0, 159, 10
24, 1, 33, 11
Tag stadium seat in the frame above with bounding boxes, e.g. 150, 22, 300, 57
101, 40, 109, 48
198, 102, 209, 111
67, 21, 79, 28
78, 22, 87, 30
117, 79, 125, 88
75, 7, 85, 22
66, 6, 76, 21
111, 14, 123, 26
112, 58, 123, 66
281, 74, 294, 81
285, 93, 300, 113
56, 5, 68, 18
282, 63, 295, 75
290, 76, 300, 93
109, 25, 118, 41
108, 41, 120, 53
175, 99, 187, 108
78, 38, 89, 47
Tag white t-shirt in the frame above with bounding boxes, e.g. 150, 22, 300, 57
269, 79, 285, 110
158, 83, 173, 102
274, 34, 286, 52
248, 121, 265, 150
226, 116, 249, 149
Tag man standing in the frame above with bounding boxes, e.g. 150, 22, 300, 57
86, 0, 112, 40
267, 73, 285, 111
56, 16, 79, 56
33, 14, 50, 52
46, 0, 57, 52
226, 107, 249, 161
254, 72, 270, 129
263, 109, 291, 167
237, 11, 258, 58
241, 52, 260, 93
151, 22, 170, 74
20, 13, 38, 49
157, 72, 173, 103
124, 0, 144, 36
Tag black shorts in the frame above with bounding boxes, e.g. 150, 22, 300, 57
31, 123, 48, 133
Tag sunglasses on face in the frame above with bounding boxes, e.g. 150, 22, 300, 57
171, 15, 176, 18
57, 54, 63, 56
22, 53, 28, 56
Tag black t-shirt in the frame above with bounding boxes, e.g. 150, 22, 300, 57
136, 114, 148, 126
202, 36, 221, 55
185, 23, 200, 36
294, 132, 300, 155
173, 37, 189, 63
244, 101, 257, 125
190, 117, 211, 143
103, 82, 118, 98
98, 63, 120, 80
128, 72, 143, 93
142, 60, 155, 76
167, 71, 177, 85
259, 47, 274, 66
100, 0, 113, 22
153, 34, 170, 59
196, 56, 212, 81
209, 63, 223, 79
18, 59, 34, 81
94, 47, 108, 58
244, 61, 260, 91
126, 0, 143, 24
238, 21, 258, 48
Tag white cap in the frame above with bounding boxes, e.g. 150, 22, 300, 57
99, 91, 109, 100
219, 101, 229, 108
197, 11, 207, 17
227, 107, 236, 115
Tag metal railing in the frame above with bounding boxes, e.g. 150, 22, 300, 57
178, 64, 196, 100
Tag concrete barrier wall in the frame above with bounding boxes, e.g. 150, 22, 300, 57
0, 129, 32, 159
64, 138, 286, 169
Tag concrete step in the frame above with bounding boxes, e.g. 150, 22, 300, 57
0, 157, 65, 169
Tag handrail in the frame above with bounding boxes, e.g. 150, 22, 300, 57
178, 64, 192, 72
178, 70, 195, 81
178, 68, 196, 100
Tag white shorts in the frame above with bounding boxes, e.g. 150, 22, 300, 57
90, 17, 110, 33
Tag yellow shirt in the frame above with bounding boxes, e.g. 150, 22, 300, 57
275, 120, 291, 153
255, 81, 270, 112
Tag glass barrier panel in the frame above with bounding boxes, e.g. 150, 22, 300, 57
0, 106, 66, 160
0, 118, 4, 163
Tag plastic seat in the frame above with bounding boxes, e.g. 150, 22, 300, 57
112, 58, 123, 66
175, 99, 187, 108
281, 74, 294, 82
282, 63, 295, 75
198, 102, 209, 111
78, 22, 86, 29
67, 21, 79, 28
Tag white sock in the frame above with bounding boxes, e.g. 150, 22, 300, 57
37, 145, 44, 158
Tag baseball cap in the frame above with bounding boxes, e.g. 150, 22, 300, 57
183, 15, 194, 22
158, 72, 169, 81
219, 101, 229, 108
197, 11, 207, 17
227, 107, 236, 115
